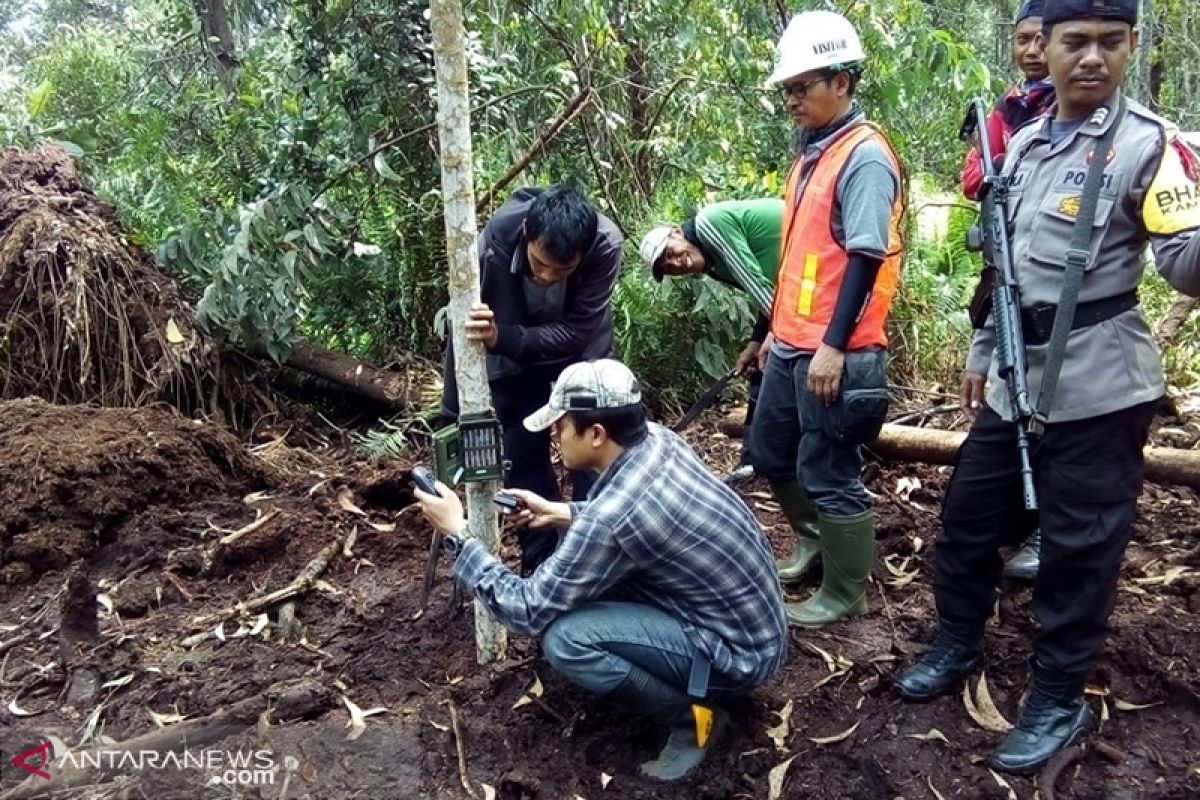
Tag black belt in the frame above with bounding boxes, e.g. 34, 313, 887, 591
1021, 290, 1138, 346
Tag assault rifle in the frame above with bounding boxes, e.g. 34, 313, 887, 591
960, 99, 1038, 512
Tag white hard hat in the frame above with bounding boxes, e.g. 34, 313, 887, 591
766, 10, 865, 86
638, 226, 672, 282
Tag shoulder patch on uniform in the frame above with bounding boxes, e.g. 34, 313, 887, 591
1143, 129, 1200, 235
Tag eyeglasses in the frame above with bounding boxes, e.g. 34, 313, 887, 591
779, 76, 830, 100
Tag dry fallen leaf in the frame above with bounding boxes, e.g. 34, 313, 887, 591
767, 755, 798, 800
765, 700, 794, 750
337, 487, 368, 517
906, 728, 951, 744
342, 696, 387, 741
962, 673, 1012, 733
165, 318, 185, 343
513, 674, 546, 709
147, 707, 187, 727
1113, 697, 1161, 712
802, 641, 837, 672
989, 769, 1018, 800
7, 697, 43, 717
808, 720, 860, 745
101, 673, 134, 689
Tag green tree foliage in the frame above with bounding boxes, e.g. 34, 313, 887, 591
1, 0, 1196, 402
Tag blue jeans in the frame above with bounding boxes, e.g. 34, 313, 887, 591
541, 602, 755, 704
748, 349, 884, 516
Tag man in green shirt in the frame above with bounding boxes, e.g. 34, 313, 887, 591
641, 198, 822, 585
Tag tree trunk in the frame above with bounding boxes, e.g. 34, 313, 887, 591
192, 0, 238, 75
1155, 294, 1198, 351
284, 340, 420, 410
428, 0, 506, 663
867, 423, 1200, 490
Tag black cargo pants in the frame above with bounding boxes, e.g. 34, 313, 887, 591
933, 399, 1157, 677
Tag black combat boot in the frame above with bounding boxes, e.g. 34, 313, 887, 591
1003, 529, 1041, 581
990, 661, 1093, 774
893, 619, 983, 701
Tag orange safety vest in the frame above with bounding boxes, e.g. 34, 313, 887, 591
772, 121, 905, 351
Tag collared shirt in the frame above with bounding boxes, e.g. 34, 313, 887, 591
967, 95, 1200, 422
453, 423, 788, 685
511, 245, 569, 324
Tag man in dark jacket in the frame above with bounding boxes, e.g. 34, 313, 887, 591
441, 185, 623, 574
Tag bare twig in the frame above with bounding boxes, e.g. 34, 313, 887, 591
475, 86, 593, 214
174, 532, 350, 634
889, 402, 961, 426
1038, 743, 1086, 800
448, 700, 482, 800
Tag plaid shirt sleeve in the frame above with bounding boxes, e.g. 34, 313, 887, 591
453, 510, 637, 637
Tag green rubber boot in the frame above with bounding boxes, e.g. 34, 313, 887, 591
786, 510, 875, 627
770, 480, 821, 585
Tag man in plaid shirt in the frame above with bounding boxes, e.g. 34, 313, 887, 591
416, 359, 787, 782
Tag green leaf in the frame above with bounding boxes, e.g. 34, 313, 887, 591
374, 152, 401, 182
303, 223, 323, 253
56, 140, 84, 158
28, 80, 54, 118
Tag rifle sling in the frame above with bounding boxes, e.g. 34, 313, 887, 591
1033, 97, 1126, 432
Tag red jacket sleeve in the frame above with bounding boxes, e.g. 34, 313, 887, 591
960, 105, 1011, 201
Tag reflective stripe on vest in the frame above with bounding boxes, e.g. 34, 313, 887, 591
772, 122, 905, 351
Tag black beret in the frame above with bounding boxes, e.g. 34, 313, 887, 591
1043, 0, 1138, 26
1015, 0, 1045, 23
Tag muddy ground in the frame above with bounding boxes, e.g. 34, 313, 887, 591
0, 398, 1198, 800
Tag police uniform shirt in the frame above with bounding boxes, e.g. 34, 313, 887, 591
967, 94, 1200, 423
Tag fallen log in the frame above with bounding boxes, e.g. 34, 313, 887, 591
1, 681, 333, 799
285, 340, 423, 411
867, 424, 1200, 490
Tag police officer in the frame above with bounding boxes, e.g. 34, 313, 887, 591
895, 0, 1200, 774
754, 10, 906, 627
960, 0, 1056, 202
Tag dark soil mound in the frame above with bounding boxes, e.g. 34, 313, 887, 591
0, 144, 269, 426
0, 398, 270, 583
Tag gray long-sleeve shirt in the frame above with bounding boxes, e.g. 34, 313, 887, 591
968, 95, 1200, 423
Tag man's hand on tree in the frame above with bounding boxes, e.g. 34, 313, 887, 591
465, 302, 499, 349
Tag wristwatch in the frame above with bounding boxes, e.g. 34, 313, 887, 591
442, 530, 467, 557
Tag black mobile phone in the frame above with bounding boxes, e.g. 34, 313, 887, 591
493, 491, 522, 514
411, 465, 438, 495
